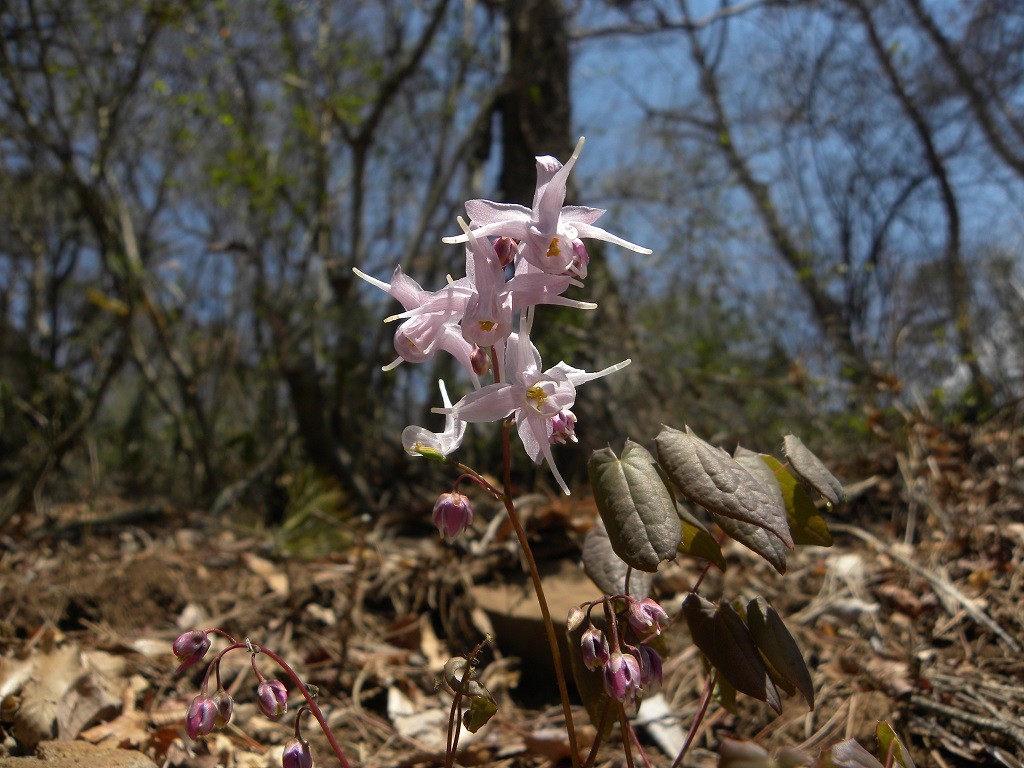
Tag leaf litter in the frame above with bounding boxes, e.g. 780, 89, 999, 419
0, 407, 1022, 767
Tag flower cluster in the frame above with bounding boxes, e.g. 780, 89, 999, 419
173, 629, 317, 767
575, 597, 669, 705
356, 137, 649, 497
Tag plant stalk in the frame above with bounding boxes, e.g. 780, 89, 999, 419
500, 421, 581, 768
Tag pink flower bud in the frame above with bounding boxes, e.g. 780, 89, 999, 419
580, 625, 609, 671
282, 737, 313, 768
432, 492, 474, 541
185, 694, 217, 740
257, 679, 289, 721
627, 598, 669, 636
549, 409, 577, 446
569, 239, 589, 278
172, 630, 211, 674
493, 236, 518, 268
470, 345, 490, 377
603, 651, 642, 703
636, 644, 663, 691
212, 689, 233, 729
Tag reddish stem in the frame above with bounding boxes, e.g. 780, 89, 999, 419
672, 669, 717, 768
257, 645, 353, 768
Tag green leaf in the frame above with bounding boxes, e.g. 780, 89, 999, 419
746, 597, 814, 708
589, 440, 682, 572
677, 504, 727, 571
655, 427, 792, 546
876, 722, 916, 768
682, 594, 781, 713
582, 518, 654, 599
713, 512, 788, 573
783, 435, 845, 507
762, 455, 833, 547
462, 691, 498, 733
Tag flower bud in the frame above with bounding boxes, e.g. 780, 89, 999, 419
603, 651, 642, 703
569, 239, 589, 278
549, 409, 577, 446
580, 625, 609, 671
432, 492, 474, 541
282, 737, 313, 768
636, 644, 663, 691
212, 689, 233, 729
627, 598, 669, 636
172, 630, 211, 674
257, 679, 289, 721
185, 693, 217, 740
493, 236, 518, 268
470, 345, 490, 377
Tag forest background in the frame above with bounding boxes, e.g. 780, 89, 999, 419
2, 0, 1022, 547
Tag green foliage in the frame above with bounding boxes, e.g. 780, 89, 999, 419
588, 440, 682, 572
275, 468, 352, 558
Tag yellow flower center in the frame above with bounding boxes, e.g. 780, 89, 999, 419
526, 385, 548, 407
546, 238, 561, 258
478, 320, 497, 332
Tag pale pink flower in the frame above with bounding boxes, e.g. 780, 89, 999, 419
444, 138, 652, 274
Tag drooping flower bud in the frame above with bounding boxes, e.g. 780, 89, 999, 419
282, 737, 313, 768
212, 689, 234, 729
603, 651, 642, 703
432, 492, 474, 541
257, 679, 289, 721
493, 236, 518, 268
185, 693, 217, 740
172, 630, 211, 674
635, 644, 663, 691
569, 239, 589, 279
470, 345, 490, 377
580, 625, 609, 671
627, 598, 669, 637
549, 409, 577, 446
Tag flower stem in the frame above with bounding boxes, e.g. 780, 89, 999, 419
500, 421, 581, 768
672, 669, 717, 768
258, 646, 353, 768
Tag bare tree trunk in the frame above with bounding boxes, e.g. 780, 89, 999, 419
679, 1, 874, 387
852, 0, 994, 405
499, 0, 573, 205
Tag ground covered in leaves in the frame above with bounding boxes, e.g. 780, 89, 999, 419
1, 407, 1022, 768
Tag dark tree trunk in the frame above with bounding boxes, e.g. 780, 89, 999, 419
499, 0, 573, 205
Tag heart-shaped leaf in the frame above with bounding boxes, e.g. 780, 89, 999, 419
655, 427, 792, 546
589, 440, 682, 572
682, 594, 781, 713
783, 435, 845, 507
582, 518, 654, 599
761, 455, 832, 547
746, 597, 814, 708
